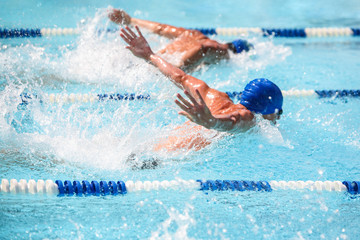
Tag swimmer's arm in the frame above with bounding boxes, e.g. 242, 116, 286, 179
149, 53, 208, 91
175, 90, 250, 132
109, 9, 188, 39
179, 41, 229, 66
201, 41, 229, 54
120, 26, 210, 93
120, 27, 250, 131
131, 19, 188, 39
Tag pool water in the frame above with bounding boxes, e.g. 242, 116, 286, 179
1, 0, 360, 239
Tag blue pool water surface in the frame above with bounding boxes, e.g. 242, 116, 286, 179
1, 0, 360, 239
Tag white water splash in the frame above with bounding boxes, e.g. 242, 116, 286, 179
149, 201, 196, 240
62, 7, 168, 89
230, 36, 292, 70
0, 7, 294, 170
256, 115, 294, 149
217, 37, 292, 90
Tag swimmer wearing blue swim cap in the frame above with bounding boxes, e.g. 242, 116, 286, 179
240, 78, 283, 116
227, 39, 254, 54
119, 26, 282, 151
109, 9, 253, 72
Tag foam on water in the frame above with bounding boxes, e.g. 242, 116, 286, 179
63, 10, 150, 86
2, 2, 360, 239
255, 115, 294, 149
0, 8, 294, 173
201, 36, 292, 91
149, 201, 196, 240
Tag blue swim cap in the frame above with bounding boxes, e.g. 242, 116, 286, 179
231, 39, 253, 53
240, 78, 283, 115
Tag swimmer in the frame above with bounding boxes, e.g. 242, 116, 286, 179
109, 9, 253, 71
119, 26, 283, 151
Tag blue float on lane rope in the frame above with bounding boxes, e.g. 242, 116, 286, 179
2, 179, 359, 197
2, 27, 360, 38
16, 89, 360, 105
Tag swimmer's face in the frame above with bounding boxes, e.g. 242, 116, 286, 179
262, 110, 282, 123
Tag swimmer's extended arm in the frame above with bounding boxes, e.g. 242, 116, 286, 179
120, 26, 247, 131
109, 9, 194, 39
175, 90, 250, 131
120, 26, 208, 92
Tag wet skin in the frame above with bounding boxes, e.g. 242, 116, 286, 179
112, 11, 281, 151
109, 9, 229, 70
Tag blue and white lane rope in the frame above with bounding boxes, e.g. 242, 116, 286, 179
18, 89, 360, 104
196, 27, 360, 37
1, 27, 360, 38
1, 179, 360, 197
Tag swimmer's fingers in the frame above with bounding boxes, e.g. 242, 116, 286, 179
175, 97, 197, 120
120, 28, 133, 42
175, 99, 191, 113
135, 26, 144, 38
120, 33, 131, 45
108, 9, 119, 22
183, 90, 200, 107
176, 93, 192, 109
195, 89, 207, 108
178, 111, 194, 122
125, 26, 137, 38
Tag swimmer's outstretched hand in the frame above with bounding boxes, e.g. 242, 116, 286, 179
175, 90, 217, 129
175, 89, 241, 131
120, 26, 154, 60
108, 9, 131, 25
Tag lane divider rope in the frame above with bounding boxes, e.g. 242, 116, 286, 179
18, 90, 360, 104
1, 179, 359, 197
1, 27, 360, 38
205, 27, 360, 37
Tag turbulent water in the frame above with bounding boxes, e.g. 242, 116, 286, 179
2, 5, 360, 240
0, 8, 292, 173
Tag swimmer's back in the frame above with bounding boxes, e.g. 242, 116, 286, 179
157, 30, 229, 69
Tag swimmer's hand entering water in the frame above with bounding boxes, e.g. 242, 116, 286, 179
108, 9, 131, 25
120, 26, 154, 60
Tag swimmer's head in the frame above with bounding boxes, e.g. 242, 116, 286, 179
240, 78, 283, 116
227, 39, 253, 54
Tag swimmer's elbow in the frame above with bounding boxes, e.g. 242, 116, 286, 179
170, 70, 188, 88
154, 24, 166, 35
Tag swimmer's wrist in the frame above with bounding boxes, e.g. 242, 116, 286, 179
148, 53, 157, 62
128, 16, 136, 25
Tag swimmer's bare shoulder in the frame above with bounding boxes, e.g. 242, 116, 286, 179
205, 88, 255, 127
